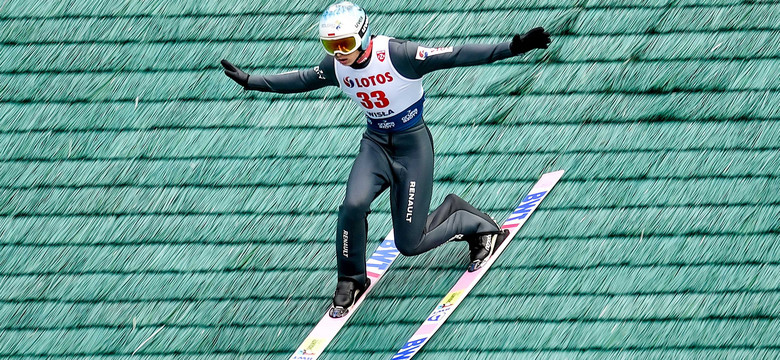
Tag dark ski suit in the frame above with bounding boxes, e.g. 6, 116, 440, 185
245, 36, 517, 287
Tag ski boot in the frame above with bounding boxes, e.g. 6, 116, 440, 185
467, 229, 510, 272
328, 278, 371, 318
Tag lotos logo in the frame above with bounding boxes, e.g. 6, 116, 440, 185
342, 72, 394, 88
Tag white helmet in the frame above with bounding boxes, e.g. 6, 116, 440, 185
318, 1, 371, 55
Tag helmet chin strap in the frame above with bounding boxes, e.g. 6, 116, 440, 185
355, 38, 373, 65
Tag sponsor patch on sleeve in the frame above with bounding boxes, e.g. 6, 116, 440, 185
415, 46, 453, 60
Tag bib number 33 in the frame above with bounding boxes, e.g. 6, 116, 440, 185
357, 91, 390, 109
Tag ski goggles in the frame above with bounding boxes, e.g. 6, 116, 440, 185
320, 35, 361, 55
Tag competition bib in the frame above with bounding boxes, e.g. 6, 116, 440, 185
334, 36, 424, 132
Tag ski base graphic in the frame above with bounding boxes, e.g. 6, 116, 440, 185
290, 231, 400, 360
392, 170, 564, 359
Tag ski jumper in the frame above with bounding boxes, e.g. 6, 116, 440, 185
246, 36, 517, 287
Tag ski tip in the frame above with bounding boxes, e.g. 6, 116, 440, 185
328, 306, 349, 319
542, 169, 565, 180
537, 170, 565, 188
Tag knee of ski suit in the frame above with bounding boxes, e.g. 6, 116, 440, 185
338, 197, 372, 222
394, 238, 427, 257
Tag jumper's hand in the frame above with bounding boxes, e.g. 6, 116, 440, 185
221, 59, 250, 88
510, 27, 552, 55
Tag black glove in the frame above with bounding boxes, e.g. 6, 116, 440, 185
221, 59, 249, 88
510, 27, 552, 55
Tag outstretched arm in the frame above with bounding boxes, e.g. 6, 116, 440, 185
392, 27, 552, 78
221, 56, 339, 93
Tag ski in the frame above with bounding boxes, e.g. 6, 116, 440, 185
391, 170, 565, 359
290, 230, 400, 360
